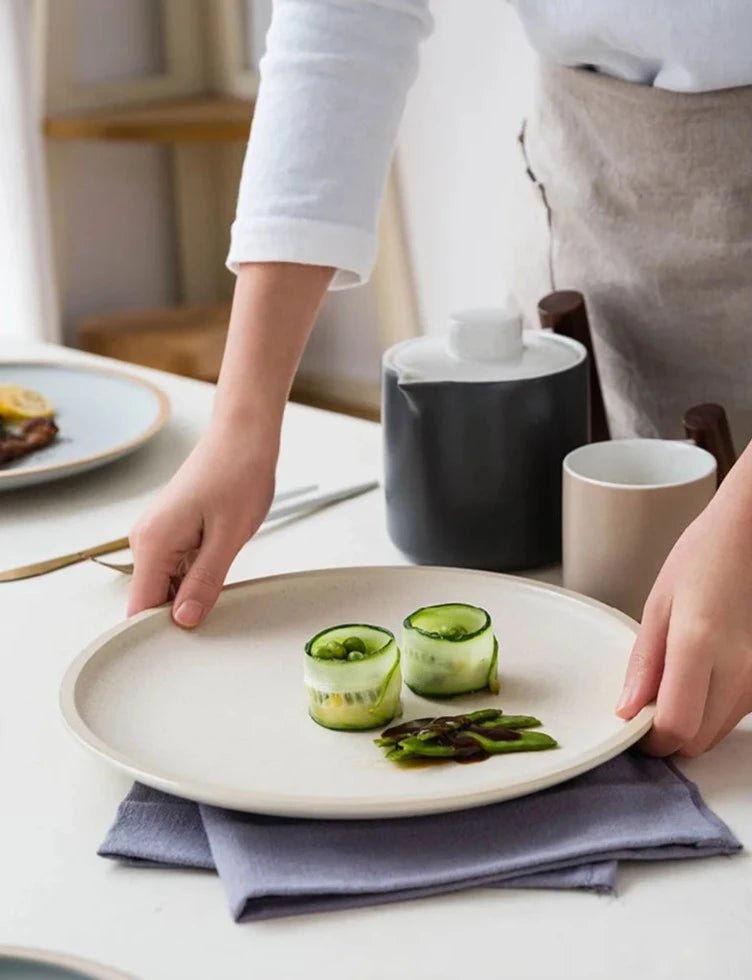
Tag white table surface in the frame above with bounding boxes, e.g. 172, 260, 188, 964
2, 341, 750, 980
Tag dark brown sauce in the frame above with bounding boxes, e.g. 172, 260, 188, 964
455, 752, 489, 764
398, 756, 450, 769
448, 733, 489, 764
380, 710, 521, 765
380, 717, 437, 740
465, 725, 521, 741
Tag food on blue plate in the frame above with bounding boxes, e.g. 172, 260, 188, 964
0, 384, 54, 421
0, 416, 59, 465
0, 385, 58, 466
402, 603, 499, 697
304, 624, 402, 730
375, 708, 557, 765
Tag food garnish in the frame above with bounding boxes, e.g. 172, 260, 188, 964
304, 624, 402, 731
0, 416, 59, 465
0, 384, 58, 466
376, 708, 557, 765
0, 384, 54, 421
402, 603, 499, 697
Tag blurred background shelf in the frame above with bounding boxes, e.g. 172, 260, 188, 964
79, 302, 231, 382
78, 303, 381, 421
45, 95, 254, 143
288, 374, 381, 423
36, 0, 414, 424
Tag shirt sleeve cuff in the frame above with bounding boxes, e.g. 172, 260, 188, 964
226, 216, 378, 290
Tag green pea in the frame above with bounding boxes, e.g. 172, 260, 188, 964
348, 650, 366, 662
438, 624, 467, 640
314, 640, 347, 660
343, 636, 367, 655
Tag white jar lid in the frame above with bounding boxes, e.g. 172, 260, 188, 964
384, 307, 586, 383
448, 308, 524, 363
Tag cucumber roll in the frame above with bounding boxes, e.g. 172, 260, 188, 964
304, 624, 402, 731
402, 603, 499, 697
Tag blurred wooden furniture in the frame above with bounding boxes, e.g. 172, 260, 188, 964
78, 303, 231, 383
40, 1, 255, 316
291, 373, 381, 422
44, 94, 253, 143
78, 303, 381, 420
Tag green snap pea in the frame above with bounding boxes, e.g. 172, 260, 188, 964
376, 707, 558, 765
475, 714, 542, 730
466, 730, 558, 753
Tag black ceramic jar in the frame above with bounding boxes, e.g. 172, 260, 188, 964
383, 308, 589, 571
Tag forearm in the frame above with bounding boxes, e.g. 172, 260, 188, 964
212, 262, 334, 452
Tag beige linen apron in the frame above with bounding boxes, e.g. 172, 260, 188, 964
509, 61, 752, 446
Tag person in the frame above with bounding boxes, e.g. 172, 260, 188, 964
127, 2, 752, 758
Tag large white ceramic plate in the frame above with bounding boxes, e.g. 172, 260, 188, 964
0, 946, 131, 979
0, 362, 169, 491
61, 566, 654, 819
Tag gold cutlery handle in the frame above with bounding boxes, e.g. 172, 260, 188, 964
0, 536, 130, 582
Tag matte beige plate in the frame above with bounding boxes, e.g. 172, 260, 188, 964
60, 566, 654, 819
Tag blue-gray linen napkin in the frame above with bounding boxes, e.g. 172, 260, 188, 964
99, 752, 740, 922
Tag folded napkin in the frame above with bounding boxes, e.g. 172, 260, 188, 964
99, 752, 740, 922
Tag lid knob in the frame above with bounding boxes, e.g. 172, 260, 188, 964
447, 308, 523, 363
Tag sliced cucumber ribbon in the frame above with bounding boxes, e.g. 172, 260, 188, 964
402, 603, 499, 697
304, 624, 402, 731
304, 624, 398, 693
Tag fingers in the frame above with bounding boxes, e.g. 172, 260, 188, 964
616, 594, 670, 719
639, 622, 714, 757
127, 520, 190, 617
171, 527, 240, 629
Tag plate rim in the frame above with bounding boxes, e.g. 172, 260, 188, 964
0, 945, 133, 979
0, 360, 170, 484
60, 565, 656, 819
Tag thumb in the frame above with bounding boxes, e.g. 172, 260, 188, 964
616, 594, 670, 719
171, 531, 239, 629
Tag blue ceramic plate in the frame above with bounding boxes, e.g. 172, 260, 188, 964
0, 947, 130, 979
0, 362, 169, 492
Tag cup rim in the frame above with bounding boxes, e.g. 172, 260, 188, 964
563, 438, 717, 491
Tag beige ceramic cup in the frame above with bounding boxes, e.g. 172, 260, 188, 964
563, 440, 717, 621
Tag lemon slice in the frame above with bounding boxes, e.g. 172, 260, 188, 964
0, 384, 55, 420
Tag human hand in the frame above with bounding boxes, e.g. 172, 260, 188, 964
616, 497, 752, 756
127, 423, 276, 628
125, 262, 332, 628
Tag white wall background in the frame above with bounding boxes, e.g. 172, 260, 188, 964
53, 1, 535, 382
60, 142, 178, 329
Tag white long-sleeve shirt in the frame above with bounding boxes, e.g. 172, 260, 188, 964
228, 1, 752, 287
